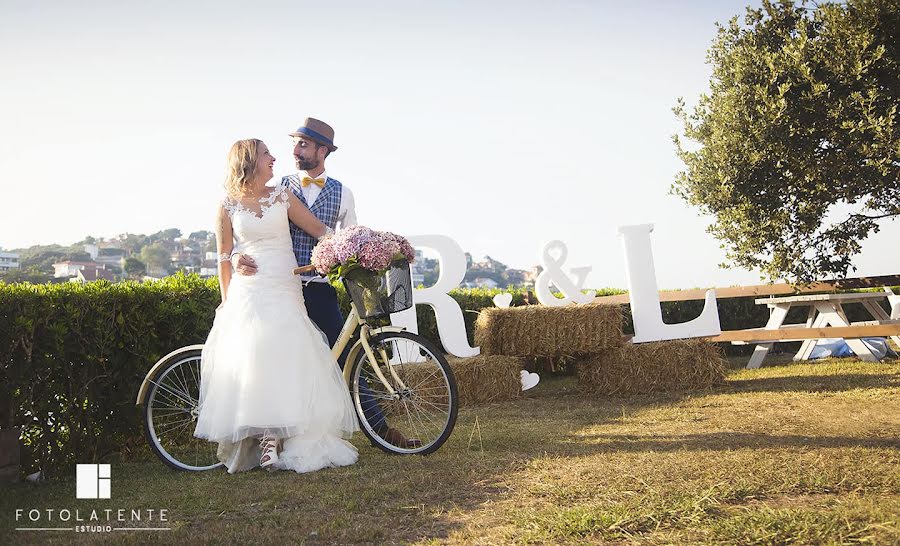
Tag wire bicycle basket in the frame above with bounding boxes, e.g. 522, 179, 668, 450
343, 259, 413, 319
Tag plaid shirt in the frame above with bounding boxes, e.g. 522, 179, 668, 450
282, 174, 343, 268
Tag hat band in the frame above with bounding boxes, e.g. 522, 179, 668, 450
293, 126, 334, 146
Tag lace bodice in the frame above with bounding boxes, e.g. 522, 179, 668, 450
223, 182, 294, 258
223, 182, 292, 220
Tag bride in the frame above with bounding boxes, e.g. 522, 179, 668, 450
193, 138, 359, 473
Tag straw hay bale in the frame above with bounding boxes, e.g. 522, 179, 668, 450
576, 339, 726, 396
475, 303, 624, 357
394, 355, 522, 408
446, 355, 523, 407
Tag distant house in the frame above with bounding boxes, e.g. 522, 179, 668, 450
159, 240, 180, 254
473, 256, 503, 271
72, 266, 116, 283
0, 251, 20, 272
83, 244, 99, 260
200, 252, 219, 278
171, 243, 202, 270
474, 277, 499, 289
506, 268, 533, 288
409, 260, 426, 287
53, 260, 101, 278
96, 247, 127, 267
524, 266, 542, 286
54, 261, 118, 282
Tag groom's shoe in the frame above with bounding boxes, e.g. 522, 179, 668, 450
381, 427, 423, 449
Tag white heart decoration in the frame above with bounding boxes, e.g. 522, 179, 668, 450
520, 370, 540, 391
493, 293, 513, 308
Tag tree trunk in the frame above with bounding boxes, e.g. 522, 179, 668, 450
0, 426, 22, 483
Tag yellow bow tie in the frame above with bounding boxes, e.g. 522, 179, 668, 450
301, 176, 326, 188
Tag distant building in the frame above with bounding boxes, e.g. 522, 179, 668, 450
171, 243, 203, 270
84, 245, 126, 266
83, 244, 99, 260
524, 266, 541, 286
72, 266, 116, 283
0, 251, 20, 272
409, 255, 426, 286
200, 252, 219, 278
96, 247, 127, 267
473, 256, 503, 271
54, 261, 117, 282
53, 260, 100, 278
474, 277, 499, 289
507, 267, 538, 288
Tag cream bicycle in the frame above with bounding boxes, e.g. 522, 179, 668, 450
136, 260, 458, 471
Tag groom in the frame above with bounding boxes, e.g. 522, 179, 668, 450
232, 117, 419, 449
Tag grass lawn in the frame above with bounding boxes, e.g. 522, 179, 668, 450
3, 356, 899, 544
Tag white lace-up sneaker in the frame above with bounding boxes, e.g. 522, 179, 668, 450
259, 431, 279, 470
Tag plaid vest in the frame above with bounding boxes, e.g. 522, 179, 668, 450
282, 174, 343, 267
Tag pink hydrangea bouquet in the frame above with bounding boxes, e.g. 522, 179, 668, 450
311, 225, 415, 283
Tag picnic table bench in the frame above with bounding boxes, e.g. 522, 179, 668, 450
594, 275, 900, 368
733, 292, 900, 368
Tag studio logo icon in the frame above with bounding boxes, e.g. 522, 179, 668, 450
76, 464, 111, 499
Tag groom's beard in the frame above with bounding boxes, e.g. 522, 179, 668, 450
295, 157, 320, 171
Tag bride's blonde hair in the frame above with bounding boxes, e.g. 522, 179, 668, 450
224, 138, 263, 199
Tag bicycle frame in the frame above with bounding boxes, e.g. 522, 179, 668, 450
135, 274, 414, 407
336, 301, 411, 397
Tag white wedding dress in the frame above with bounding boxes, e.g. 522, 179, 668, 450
193, 182, 359, 473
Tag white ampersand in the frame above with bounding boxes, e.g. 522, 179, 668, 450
534, 240, 596, 306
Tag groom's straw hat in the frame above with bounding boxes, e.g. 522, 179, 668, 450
289, 118, 338, 152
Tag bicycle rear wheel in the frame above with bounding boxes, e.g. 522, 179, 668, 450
349, 331, 458, 455
143, 348, 223, 471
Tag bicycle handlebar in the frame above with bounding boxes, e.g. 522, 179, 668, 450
293, 264, 318, 276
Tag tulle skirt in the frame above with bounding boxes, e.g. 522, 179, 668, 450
193, 269, 358, 473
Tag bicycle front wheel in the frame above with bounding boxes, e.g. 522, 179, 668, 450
349, 331, 458, 455
143, 348, 223, 471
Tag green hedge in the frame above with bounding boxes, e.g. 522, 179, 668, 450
1, 275, 893, 478
0, 275, 219, 478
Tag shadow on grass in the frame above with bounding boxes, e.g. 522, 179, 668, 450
725, 373, 900, 394
4, 365, 898, 544
562, 431, 900, 454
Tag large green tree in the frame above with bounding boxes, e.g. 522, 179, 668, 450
140, 243, 172, 274
124, 257, 147, 278
673, 0, 899, 282
149, 228, 182, 243
116, 233, 147, 255
0, 267, 51, 284
188, 230, 212, 241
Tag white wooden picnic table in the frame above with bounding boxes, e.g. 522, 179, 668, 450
739, 292, 900, 369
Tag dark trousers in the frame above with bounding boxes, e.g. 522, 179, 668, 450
302, 282, 388, 432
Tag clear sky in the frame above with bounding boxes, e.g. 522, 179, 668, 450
2, 0, 897, 289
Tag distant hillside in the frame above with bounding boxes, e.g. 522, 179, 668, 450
3, 231, 537, 288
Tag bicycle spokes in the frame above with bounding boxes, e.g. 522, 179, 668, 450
354, 334, 456, 453
146, 355, 221, 471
